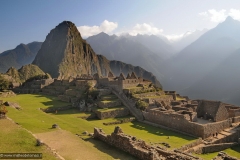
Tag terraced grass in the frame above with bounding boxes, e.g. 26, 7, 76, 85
100, 94, 118, 100
195, 146, 240, 160
2, 94, 196, 148
96, 106, 125, 112
2, 94, 239, 159
0, 119, 56, 159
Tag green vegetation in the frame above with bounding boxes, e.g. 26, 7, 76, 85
195, 145, 240, 160
135, 100, 149, 111
0, 74, 9, 90
0, 104, 8, 115
176, 96, 186, 101
2, 94, 239, 159
0, 119, 56, 159
96, 106, 125, 112
2, 94, 196, 148
24, 73, 51, 83
100, 94, 118, 100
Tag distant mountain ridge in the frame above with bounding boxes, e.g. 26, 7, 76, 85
0, 42, 42, 73
162, 16, 240, 91
160, 16, 240, 105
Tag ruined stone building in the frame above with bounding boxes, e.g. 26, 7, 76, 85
143, 99, 240, 139
94, 126, 199, 160
197, 100, 229, 122
97, 71, 152, 91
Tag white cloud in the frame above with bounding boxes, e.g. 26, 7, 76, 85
208, 9, 227, 22
229, 9, 240, 20
77, 20, 118, 38
166, 31, 194, 41
198, 11, 208, 17
199, 9, 240, 23
165, 34, 185, 41
129, 23, 163, 36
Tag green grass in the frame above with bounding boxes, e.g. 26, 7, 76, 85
101, 99, 119, 104
0, 119, 56, 159
4, 94, 239, 159
195, 145, 240, 160
1, 94, 197, 149
96, 106, 125, 112
100, 94, 118, 100
176, 96, 186, 101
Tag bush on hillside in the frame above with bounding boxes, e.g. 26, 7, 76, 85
135, 100, 148, 111
0, 75, 10, 91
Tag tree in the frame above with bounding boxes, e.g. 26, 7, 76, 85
0, 75, 9, 91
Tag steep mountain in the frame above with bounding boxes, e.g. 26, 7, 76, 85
172, 29, 208, 52
4, 64, 49, 83
33, 21, 111, 79
32, 21, 161, 87
163, 16, 240, 92
0, 42, 42, 73
182, 47, 240, 105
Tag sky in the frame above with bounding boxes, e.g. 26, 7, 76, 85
1, 0, 240, 53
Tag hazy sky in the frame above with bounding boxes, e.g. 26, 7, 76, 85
1, 0, 240, 52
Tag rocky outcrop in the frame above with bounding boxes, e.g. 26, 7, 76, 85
4, 64, 49, 83
32, 21, 111, 79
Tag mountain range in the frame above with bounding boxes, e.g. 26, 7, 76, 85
0, 42, 42, 73
1, 17, 240, 105
162, 16, 240, 105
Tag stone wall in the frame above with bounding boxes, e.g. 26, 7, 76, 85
213, 152, 239, 160
213, 130, 240, 144
177, 138, 203, 152
97, 89, 111, 96
143, 109, 232, 139
202, 119, 232, 139
94, 127, 200, 160
216, 104, 229, 122
143, 110, 204, 138
197, 101, 229, 122
232, 116, 240, 123
97, 99, 122, 108
95, 108, 129, 119
195, 143, 238, 154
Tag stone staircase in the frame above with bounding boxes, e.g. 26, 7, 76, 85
111, 88, 144, 121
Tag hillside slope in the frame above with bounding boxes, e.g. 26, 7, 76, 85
0, 42, 42, 73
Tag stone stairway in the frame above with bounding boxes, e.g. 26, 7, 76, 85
111, 88, 144, 121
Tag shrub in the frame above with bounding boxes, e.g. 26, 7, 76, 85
135, 100, 148, 111
0, 105, 8, 114
0, 75, 9, 91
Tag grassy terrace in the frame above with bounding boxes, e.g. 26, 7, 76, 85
95, 106, 125, 112
1, 94, 239, 159
100, 94, 118, 100
0, 119, 56, 159
194, 145, 240, 160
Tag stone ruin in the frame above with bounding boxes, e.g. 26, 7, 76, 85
143, 99, 240, 140
213, 151, 239, 160
94, 126, 201, 160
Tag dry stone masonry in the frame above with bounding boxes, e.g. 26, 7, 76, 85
94, 126, 201, 160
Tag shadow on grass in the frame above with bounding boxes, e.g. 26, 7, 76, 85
84, 137, 137, 160
129, 121, 196, 141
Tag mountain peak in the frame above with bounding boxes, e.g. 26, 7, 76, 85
225, 16, 234, 22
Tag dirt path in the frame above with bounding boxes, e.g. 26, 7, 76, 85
34, 129, 110, 160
